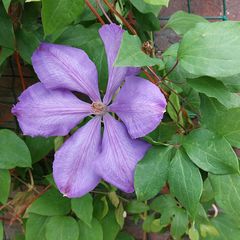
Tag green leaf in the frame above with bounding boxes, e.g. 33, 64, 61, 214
200, 102, 240, 148
126, 200, 149, 214
2, 0, 11, 12
0, 129, 32, 169
0, 3, 14, 49
78, 218, 103, 240
54, 136, 64, 151
93, 196, 109, 220
135, 146, 172, 200
218, 73, 240, 92
45, 216, 79, 240
116, 232, 134, 240
14, 234, 25, 240
183, 128, 239, 174
150, 194, 177, 213
166, 11, 208, 35
115, 202, 124, 228
21, 1, 42, 31
207, 214, 240, 240
201, 178, 215, 203
108, 191, 120, 208
0, 169, 10, 204
101, 209, 121, 240
178, 22, 240, 77
0, 221, 3, 240
78, 0, 108, 22
133, 7, 160, 31
0, 47, 13, 65
45, 174, 57, 188
71, 193, 93, 227
166, 92, 184, 125
187, 77, 240, 108
144, 0, 169, 6
199, 224, 219, 239
16, 28, 41, 64
143, 215, 163, 233
26, 214, 49, 240
146, 122, 178, 144
42, 0, 85, 35
181, 85, 200, 112
209, 174, 240, 223
115, 31, 164, 67
188, 224, 199, 240
130, 0, 162, 15
56, 24, 108, 92
25, 136, 54, 164
168, 149, 203, 216
170, 208, 188, 239
28, 188, 71, 216
163, 43, 196, 84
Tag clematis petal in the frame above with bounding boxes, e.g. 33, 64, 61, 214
96, 114, 150, 193
12, 83, 92, 137
99, 24, 128, 105
53, 117, 101, 198
32, 43, 100, 101
109, 76, 167, 139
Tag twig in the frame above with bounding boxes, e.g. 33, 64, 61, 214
142, 201, 148, 240
11, 173, 39, 194
85, 0, 105, 25
96, 0, 112, 23
161, 59, 179, 82
102, 0, 137, 35
14, 52, 26, 91
91, 190, 129, 202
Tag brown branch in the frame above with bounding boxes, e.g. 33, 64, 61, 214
96, 0, 112, 23
9, 185, 51, 225
85, 0, 105, 25
102, 0, 137, 35
142, 68, 156, 84
14, 52, 26, 91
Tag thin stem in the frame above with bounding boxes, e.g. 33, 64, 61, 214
150, 32, 155, 57
11, 172, 39, 194
14, 52, 26, 91
85, 0, 105, 25
167, 99, 186, 132
91, 190, 129, 202
28, 169, 36, 192
142, 68, 157, 84
161, 60, 179, 82
102, 0, 137, 35
96, 0, 113, 23
148, 66, 162, 83
142, 201, 148, 240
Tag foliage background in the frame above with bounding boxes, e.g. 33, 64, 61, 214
1, 0, 240, 240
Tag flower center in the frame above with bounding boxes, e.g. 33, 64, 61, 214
92, 102, 107, 116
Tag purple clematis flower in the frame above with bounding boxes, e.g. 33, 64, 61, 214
12, 24, 166, 198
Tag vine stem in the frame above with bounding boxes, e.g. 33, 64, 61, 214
142, 200, 148, 240
102, 0, 137, 35
161, 59, 179, 82
96, 0, 113, 23
91, 190, 129, 202
102, 0, 167, 86
11, 172, 39, 194
85, 0, 105, 25
14, 51, 26, 91
9, 185, 51, 225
